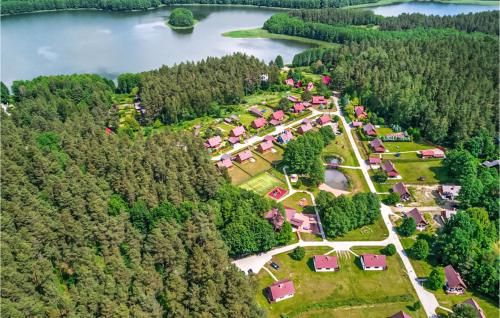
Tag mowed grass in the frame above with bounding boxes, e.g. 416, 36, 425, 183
384, 141, 435, 153
222, 28, 337, 47
300, 232, 323, 242
322, 121, 359, 166
228, 165, 252, 185
342, 168, 370, 193
333, 216, 388, 241
237, 153, 272, 176
240, 172, 286, 196
434, 290, 499, 318
254, 146, 284, 164
295, 302, 419, 318
282, 192, 311, 212
256, 247, 425, 318
394, 159, 450, 184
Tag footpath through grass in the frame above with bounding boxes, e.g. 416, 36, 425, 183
256, 247, 425, 318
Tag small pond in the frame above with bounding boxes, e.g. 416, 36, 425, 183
324, 169, 349, 191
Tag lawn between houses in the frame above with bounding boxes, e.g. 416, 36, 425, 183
255, 246, 426, 318
322, 120, 359, 167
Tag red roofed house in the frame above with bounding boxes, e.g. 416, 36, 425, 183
205, 135, 222, 149
313, 255, 339, 272
228, 136, 240, 145
462, 299, 486, 318
271, 110, 284, 121
252, 117, 267, 129
392, 182, 411, 201
382, 160, 399, 178
295, 80, 303, 88
216, 157, 233, 170
277, 129, 294, 144
354, 106, 367, 118
418, 149, 445, 159
363, 123, 377, 136
264, 208, 285, 231
368, 156, 382, 165
249, 106, 264, 117
263, 135, 276, 142
352, 121, 363, 128
306, 82, 314, 91
230, 126, 246, 137
266, 279, 295, 303
285, 78, 294, 86
235, 150, 253, 163
297, 122, 313, 135
293, 103, 305, 113
312, 96, 327, 105
404, 208, 428, 230
317, 114, 331, 126
370, 138, 386, 153
257, 140, 274, 153
390, 311, 413, 318
360, 254, 387, 271
445, 265, 467, 294
322, 75, 331, 85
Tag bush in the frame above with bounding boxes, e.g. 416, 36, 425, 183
426, 269, 445, 291
373, 170, 388, 183
381, 243, 396, 256
410, 239, 429, 260
398, 218, 416, 237
290, 247, 305, 260
384, 192, 400, 205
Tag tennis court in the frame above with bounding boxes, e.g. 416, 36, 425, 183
240, 172, 286, 195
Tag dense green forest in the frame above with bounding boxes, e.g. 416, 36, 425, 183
138, 53, 280, 124
289, 9, 499, 35
1, 73, 289, 317
0, 0, 377, 15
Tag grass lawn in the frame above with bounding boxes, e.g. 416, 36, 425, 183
294, 302, 423, 318
282, 192, 312, 212
384, 141, 435, 153
222, 28, 337, 47
322, 122, 359, 167
394, 159, 451, 184
332, 216, 388, 241
239, 171, 286, 195
237, 153, 272, 176
342, 168, 370, 193
434, 290, 499, 318
228, 165, 252, 185
399, 237, 436, 278
300, 232, 323, 241
239, 113, 257, 127
256, 247, 426, 318
254, 147, 283, 164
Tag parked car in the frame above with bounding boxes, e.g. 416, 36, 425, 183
270, 262, 280, 270
395, 203, 404, 208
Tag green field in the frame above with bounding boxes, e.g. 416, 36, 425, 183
333, 216, 388, 241
300, 232, 323, 241
240, 171, 286, 195
256, 247, 426, 318
384, 141, 435, 153
254, 146, 284, 164
228, 165, 252, 185
342, 168, 370, 193
223, 28, 337, 47
282, 192, 312, 212
322, 121, 359, 166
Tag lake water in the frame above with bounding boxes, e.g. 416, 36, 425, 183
1, 6, 312, 85
369, 1, 497, 16
324, 169, 349, 191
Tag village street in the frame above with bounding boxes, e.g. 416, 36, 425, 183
229, 96, 440, 317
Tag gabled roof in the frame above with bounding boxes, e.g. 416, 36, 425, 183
317, 114, 331, 125
279, 129, 294, 143
390, 311, 413, 318
361, 254, 386, 268
363, 123, 377, 134
354, 106, 366, 117
249, 106, 264, 117
206, 135, 222, 147
298, 122, 313, 134
352, 121, 363, 127
404, 208, 427, 225
382, 161, 397, 174
369, 157, 382, 164
258, 140, 273, 152
370, 138, 385, 149
313, 255, 339, 269
306, 82, 314, 91
263, 135, 276, 142
285, 78, 294, 86
236, 150, 253, 162
444, 265, 467, 289
287, 95, 298, 102
228, 136, 240, 144
322, 75, 331, 85
293, 103, 305, 112
271, 110, 284, 121
392, 182, 409, 196
264, 208, 284, 230
462, 298, 486, 318
312, 96, 326, 104
268, 280, 295, 301
231, 126, 246, 137
252, 117, 267, 129
216, 158, 233, 169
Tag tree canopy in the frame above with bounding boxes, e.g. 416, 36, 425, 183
168, 8, 195, 27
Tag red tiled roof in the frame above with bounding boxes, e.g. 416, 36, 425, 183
285, 78, 294, 86
313, 255, 339, 270
352, 121, 363, 127
317, 114, 331, 125
382, 161, 398, 176
268, 280, 295, 301
361, 254, 387, 268
231, 126, 246, 137
270, 119, 280, 126
297, 122, 313, 134
363, 123, 377, 136
206, 135, 222, 147
284, 206, 297, 221
312, 96, 326, 104
390, 311, 413, 318
445, 265, 467, 289
271, 110, 285, 121
322, 75, 331, 85
258, 140, 273, 152
404, 208, 427, 225
236, 150, 253, 162
216, 158, 233, 169
263, 135, 276, 142
290, 217, 304, 227
463, 299, 486, 318
252, 117, 267, 129
228, 136, 240, 144
392, 182, 410, 197
293, 103, 305, 112
279, 130, 294, 143
370, 138, 385, 152
264, 208, 284, 230
369, 157, 382, 164
354, 106, 366, 117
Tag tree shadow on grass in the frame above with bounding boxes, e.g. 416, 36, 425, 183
306, 257, 316, 272
353, 256, 364, 270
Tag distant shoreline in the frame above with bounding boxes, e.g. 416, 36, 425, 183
222, 28, 337, 47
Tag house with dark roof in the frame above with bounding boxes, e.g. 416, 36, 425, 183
235, 150, 253, 163
293, 103, 305, 113
363, 123, 377, 136
389, 311, 413, 318
404, 208, 427, 230
257, 140, 274, 153
205, 135, 222, 149
270, 110, 284, 122
266, 279, 295, 303
252, 117, 267, 129
360, 254, 387, 271
370, 138, 386, 153
461, 299, 486, 318
297, 122, 313, 135
392, 182, 411, 201
441, 209, 458, 222
264, 208, 285, 231
312, 96, 327, 105
313, 255, 339, 272
382, 161, 399, 178
230, 126, 246, 137
445, 265, 467, 294
354, 106, 367, 118
317, 114, 331, 126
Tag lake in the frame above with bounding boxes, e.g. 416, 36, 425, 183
1, 6, 311, 85
369, 1, 496, 16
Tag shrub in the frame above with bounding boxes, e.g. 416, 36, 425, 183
373, 170, 388, 183
426, 269, 445, 290
290, 247, 305, 260
381, 243, 396, 256
384, 192, 400, 205
398, 218, 416, 237
410, 239, 429, 260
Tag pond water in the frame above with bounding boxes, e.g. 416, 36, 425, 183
1, 6, 312, 85
369, 1, 496, 16
324, 169, 349, 191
